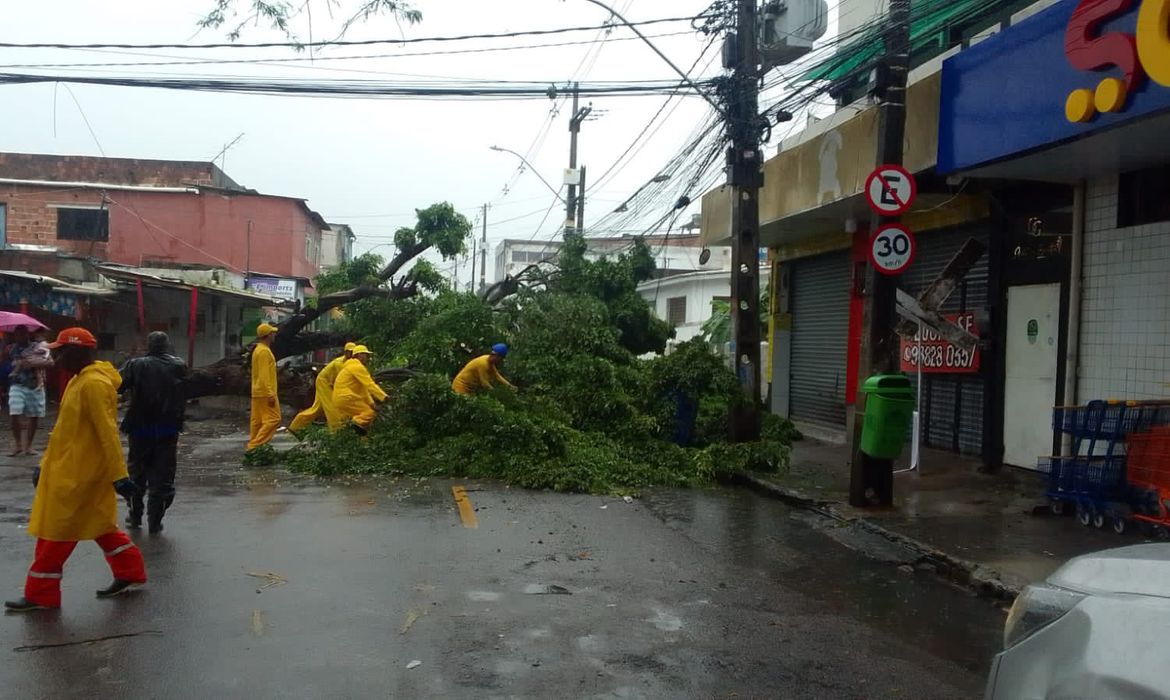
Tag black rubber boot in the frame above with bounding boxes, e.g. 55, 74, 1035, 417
4, 597, 51, 612
96, 580, 141, 598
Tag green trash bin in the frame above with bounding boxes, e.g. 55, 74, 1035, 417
859, 374, 916, 459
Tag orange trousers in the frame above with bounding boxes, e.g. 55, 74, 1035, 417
25, 531, 147, 608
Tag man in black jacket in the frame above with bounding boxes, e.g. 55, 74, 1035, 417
119, 332, 188, 533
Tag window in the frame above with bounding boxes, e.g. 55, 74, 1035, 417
510, 250, 550, 264
512, 250, 527, 262
1119, 164, 1170, 228
667, 296, 687, 326
56, 206, 109, 241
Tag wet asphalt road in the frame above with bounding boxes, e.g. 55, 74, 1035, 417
0, 429, 1004, 699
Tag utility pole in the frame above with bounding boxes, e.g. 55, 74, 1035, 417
850, 0, 912, 507
470, 236, 478, 292
565, 82, 592, 237
245, 219, 254, 289
480, 203, 488, 292
576, 166, 587, 235
727, 0, 764, 441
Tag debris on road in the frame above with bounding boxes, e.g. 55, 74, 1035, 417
246, 570, 288, 593
14, 630, 164, 653
406, 660, 422, 670
401, 609, 425, 635
623, 496, 635, 504
525, 584, 572, 595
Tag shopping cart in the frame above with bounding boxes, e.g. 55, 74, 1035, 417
1125, 426, 1170, 536
1039, 400, 1170, 532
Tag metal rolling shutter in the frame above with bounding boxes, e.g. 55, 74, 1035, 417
900, 226, 990, 456
790, 251, 851, 427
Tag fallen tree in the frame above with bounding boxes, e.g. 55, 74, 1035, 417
185, 202, 470, 404
278, 234, 801, 494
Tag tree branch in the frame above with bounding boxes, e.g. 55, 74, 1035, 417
271, 242, 428, 358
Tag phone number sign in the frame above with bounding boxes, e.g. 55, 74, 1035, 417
900, 312, 981, 373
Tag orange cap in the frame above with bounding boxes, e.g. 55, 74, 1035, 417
47, 327, 97, 349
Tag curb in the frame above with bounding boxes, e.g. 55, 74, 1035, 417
731, 472, 1023, 602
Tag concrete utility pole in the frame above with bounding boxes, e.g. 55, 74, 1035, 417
727, 0, 764, 441
565, 82, 592, 237
850, 0, 912, 507
480, 203, 488, 292
576, 166, 587, 235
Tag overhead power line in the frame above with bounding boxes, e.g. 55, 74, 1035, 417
0, 73, 712, 100
0, 31, 695, 71
0, 15, 709, 51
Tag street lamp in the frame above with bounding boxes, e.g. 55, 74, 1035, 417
614, 174, 670, 213
489, 146, 566, 204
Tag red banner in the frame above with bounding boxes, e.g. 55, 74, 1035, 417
900, 312, 980, 373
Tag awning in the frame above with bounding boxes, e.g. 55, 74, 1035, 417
804, 0, 1012, 83
0, 270, 114, 297
95, 266, 293, 308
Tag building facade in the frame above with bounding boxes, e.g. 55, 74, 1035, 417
701, 0, 1085, 468
937, 0, 1170, 467
0, 153, 326, 367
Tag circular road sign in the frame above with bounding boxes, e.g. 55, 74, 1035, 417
869, 224, 916, 275
865, 164, 917, 216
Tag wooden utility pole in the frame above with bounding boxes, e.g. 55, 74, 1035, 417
728, 0, 764, 441
850, 0, 912, 506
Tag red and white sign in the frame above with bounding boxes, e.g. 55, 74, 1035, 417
869, 224, 916, 275
900, 312, 981, 373
865, 164, 917, 216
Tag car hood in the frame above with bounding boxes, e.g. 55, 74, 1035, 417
1049, 544, 1170, 598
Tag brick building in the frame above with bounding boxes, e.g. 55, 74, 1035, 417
0, 152, 328, 367
0, 152, 326, 280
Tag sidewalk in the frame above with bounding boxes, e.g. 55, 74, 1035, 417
742, 439, 1127, 599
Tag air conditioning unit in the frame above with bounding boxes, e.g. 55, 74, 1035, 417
759, 0, 829, 69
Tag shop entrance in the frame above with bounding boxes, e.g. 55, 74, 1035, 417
1002, 283, 1061, 468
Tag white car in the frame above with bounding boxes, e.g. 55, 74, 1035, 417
986, 544, 1170, 699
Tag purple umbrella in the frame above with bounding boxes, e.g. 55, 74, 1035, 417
0, 311, 48, 332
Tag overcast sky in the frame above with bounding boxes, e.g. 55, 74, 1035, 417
1, 1, 844, 287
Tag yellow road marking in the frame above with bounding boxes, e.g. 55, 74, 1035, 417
452, 485, 478, 529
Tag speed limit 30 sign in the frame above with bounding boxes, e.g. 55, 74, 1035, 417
865, 164, 916, 216
869, 224, 916, 275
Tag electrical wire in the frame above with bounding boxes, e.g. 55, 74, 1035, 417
0, 73, 714, 100
0, 15, 712, 50
0, 31, 696, 73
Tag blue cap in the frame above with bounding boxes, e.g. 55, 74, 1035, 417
491, 343, 508, 357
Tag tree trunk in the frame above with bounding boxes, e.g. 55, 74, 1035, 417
186, 355, 317, 408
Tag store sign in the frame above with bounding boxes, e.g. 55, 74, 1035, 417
900, 312, 981, 373
247, 277, 298, 300
939, 0, 1170, 173
1064, 0, 1170, 123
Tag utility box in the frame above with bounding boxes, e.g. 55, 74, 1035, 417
859, 374, 916, 459
759, 0, 830, 69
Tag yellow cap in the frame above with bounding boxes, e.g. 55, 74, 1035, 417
351, 345, 372, 355
257, 322, 278, 338
344, 342, 357, 352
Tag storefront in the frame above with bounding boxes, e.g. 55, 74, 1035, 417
939, 0, 1170, 467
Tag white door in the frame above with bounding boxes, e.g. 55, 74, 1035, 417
1003, 284, 1062, 468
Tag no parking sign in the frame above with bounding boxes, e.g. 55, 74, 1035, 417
865, 164, 916, 216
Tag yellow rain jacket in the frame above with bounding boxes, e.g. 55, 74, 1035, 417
331, 358, 387, 429
452, 355, 514, 395
251, 343, 277, 399
29, 362, 128, 542
289, 355, 347, 432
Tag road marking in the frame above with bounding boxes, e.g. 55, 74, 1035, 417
452, 485, 478, 529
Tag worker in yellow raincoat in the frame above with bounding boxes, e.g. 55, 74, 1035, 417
246, 322, 281, 452
289, 342, 355, 434
452, 343, 514, 395
331, 345, 387, 433
5, 327, 147, 612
